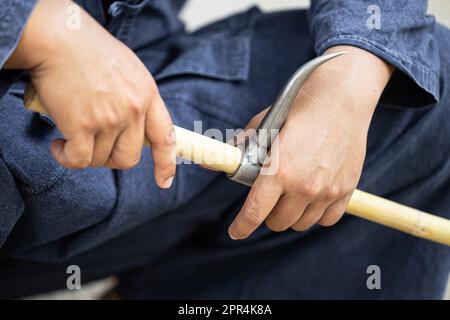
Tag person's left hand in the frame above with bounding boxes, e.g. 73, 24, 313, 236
228, 46, 394, 240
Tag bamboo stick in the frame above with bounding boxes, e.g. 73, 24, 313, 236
347, 190, 450, 246
24, 85, 450, 246
24, 85, 242, 174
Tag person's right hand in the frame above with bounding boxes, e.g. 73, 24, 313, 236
5, 0, 176, 188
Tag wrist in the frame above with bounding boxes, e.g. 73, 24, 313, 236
323, 45, 394, 101
4, 0, 75, 70
325, 45, 394, 117
296, 45, 394, 125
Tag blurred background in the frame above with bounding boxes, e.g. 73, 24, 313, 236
29, 0, 450, 299
181, 0, 450, 30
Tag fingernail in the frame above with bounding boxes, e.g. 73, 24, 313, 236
162, 176, 174, 189
228, 225, 238, 240
229, 233, 238, 240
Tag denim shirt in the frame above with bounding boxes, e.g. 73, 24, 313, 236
0, 0, 441, 104
0, 1, 443, 257
0, 0, 36, 97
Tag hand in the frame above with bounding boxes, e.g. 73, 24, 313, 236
5, 0, 176, 188
228, 46, 394, 239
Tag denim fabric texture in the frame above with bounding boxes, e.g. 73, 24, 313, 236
309, 0, 440, 107
0, 0, 37, 97
0, 0, 449, 299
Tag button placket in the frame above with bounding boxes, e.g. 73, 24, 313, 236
108, 2, 124, 17
105, 0, 153, 43
107, 0, 153, 17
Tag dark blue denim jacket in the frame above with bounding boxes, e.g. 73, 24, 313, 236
0, 1, 443, 258
0, 1, 441, 103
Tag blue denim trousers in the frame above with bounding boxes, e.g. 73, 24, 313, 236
0, 2, 449, 299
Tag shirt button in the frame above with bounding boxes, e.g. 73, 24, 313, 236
108, 2, 124, 17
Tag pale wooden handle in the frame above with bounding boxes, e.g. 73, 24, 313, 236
24, 84, 450, 246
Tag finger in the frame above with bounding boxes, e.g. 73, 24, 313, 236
107, 118, 145, 169
318, 195, 351, 227
91, 130, 121, 167
291, 200, 329, 231
145, 94, 176, 188
51, 134, 94, 169
232, 108, 270, 146
245, 108, 269, 130
265, 194, 308, 232
228, 175, 283, 240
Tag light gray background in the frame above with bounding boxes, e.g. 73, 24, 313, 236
181, 0, 450, 30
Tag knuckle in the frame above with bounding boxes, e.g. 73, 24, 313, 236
242, 200, 262, 228
320, 210, 345, 227
291, 222, 309, 232
146, 123, 175, 146
155, 125, 175, 146
320, 215, 341, 227
299, 178, 322, 198
243, 209, 262, 228
128, 98, 146, 119
78, 117, 95, 132
119, 160, 139, 170
325, 185, 341, 200
147, 81, 158, 98
344, 184, 356, 195
112, 153, 141, 169
165, 127, 176, 145
265, 219, 289, 232
125, 157, 141, 169
276, 168, 288, 182
69, 156, 91, 169
127, 156, 141, 169
104, 111, 121, 129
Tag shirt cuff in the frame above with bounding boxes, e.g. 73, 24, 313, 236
0, 0, 37, 98
315, 35, 440, 109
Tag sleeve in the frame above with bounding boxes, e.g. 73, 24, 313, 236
0, 0, 37, 98
308, 0, 440, 108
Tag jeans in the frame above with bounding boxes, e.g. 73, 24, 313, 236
0, 2, 449, 299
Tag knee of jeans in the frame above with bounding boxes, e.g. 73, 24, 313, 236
0, 92, 119, 252
3, 167, 118, 261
